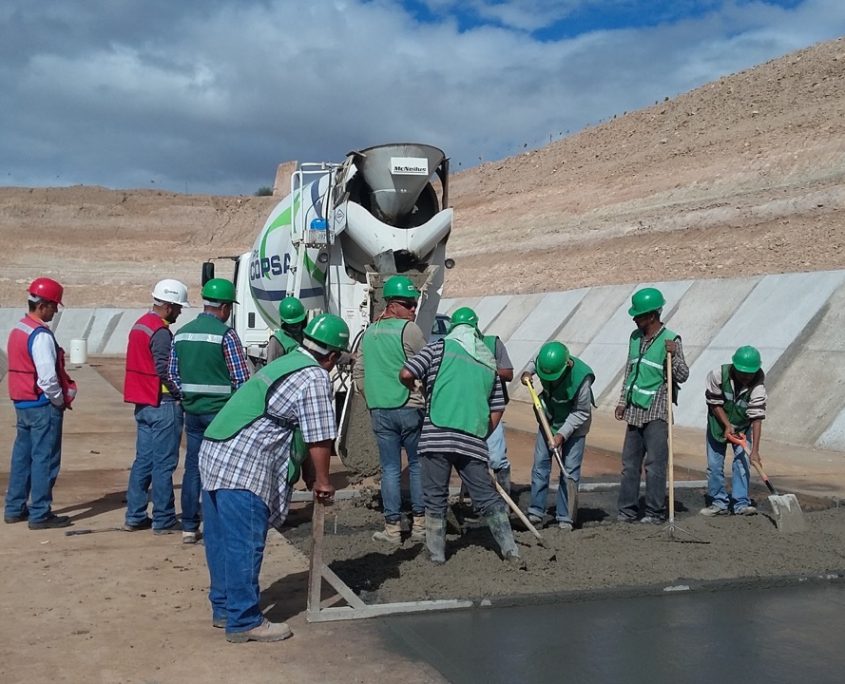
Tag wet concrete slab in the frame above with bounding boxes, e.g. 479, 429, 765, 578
380, 582, 845, 684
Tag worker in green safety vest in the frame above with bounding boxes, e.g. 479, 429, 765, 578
353, 275, 427, 546
700, 345, 768, 517
266, 296, 306, 362
400, 306, 522, 566
169, 278, 250, 544
615, 287, 689, 524
522, 341, 595, 531
198, 313, 349, 643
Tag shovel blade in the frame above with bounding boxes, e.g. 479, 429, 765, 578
769, 493, 806, 533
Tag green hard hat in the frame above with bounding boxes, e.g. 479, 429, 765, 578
201, 278, 237, 304
278, 296, 306, 325
304, 313, 350, 352
732, 345, 762, 374
383, 275, 420, 301
449, 306, 479, 331
628, 287, 665, 317
535, 341, 571, 382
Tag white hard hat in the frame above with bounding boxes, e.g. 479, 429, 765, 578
152, 279, 191, 307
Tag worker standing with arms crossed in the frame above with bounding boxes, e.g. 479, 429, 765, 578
522, 341, 595, 530
354, 275, 427, 545
199, 314, 349, 642
400, 306, 521, 565
123, 279, 189, 534
700, 345, 767, 516
5, 277, 77, 529
265, 296, 307, 362
615, 287, 689, 524
168, 278, 250, 544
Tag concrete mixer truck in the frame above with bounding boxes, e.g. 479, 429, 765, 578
201, 142, 454, 467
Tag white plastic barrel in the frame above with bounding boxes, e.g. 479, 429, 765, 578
69, 339, 88, 364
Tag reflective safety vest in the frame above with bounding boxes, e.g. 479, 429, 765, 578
124, 312, 168, 407
541, 357, 595, 431
272, 328, 300, 356
7, 314, 76, 406
173, 314, 234, 415
362, 318, 411, 409
623, 327, 677, 410
707, 364, 765, 443
429, 340, 496, 438
204, 350, 319, 484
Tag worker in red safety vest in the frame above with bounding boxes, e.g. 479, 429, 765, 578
5, 277, 77, 529
123, 279, 190, 534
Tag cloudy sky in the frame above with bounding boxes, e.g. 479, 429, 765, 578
2, 0, 844, 195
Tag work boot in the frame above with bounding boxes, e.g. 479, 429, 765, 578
484, 508, 519, 561
410, 514, 426, 543
699, 504, 728, 517
226, 619, 293, 643
28, 514, 71, 530
494, 467, 512, 498
372, 521, 402, 546
425, 515, 447, 564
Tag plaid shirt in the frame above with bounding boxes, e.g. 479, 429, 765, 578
617, 330, 689, 428
198, 362, 336, 529
167, 314, 251, 393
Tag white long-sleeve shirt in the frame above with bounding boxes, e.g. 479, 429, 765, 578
31, 331, 64, 407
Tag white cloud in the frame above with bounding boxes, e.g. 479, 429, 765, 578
0, 0, 843, 193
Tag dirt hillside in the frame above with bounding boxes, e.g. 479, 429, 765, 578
1, 38, 844, 307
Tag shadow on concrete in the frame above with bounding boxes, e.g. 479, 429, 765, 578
326, 546, 424, 597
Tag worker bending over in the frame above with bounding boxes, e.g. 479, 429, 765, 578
199, 314, 349, 643
400, 307, 521, 566
522, 341, 594, 531
701, 345, 767, 517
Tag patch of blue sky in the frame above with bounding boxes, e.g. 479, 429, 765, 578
398, 1, 808, 39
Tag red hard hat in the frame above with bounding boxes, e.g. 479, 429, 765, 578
28, 277, 64, 305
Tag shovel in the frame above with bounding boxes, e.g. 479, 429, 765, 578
522, 377, 578, 525
727, 434, 806, 533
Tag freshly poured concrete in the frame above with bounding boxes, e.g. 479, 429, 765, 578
381, 583, 845, 684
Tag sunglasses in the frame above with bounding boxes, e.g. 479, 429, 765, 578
393, 300, 418, 310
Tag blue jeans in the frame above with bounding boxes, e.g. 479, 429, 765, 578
202, 488, 269, 633
706, 429, 752, 511
528, 430, 585, 524
182, 412, 216, 532
487, 421, 510, 471
370, 407, 424, 523
125, 401, 183, 529
5, 403, 63, 522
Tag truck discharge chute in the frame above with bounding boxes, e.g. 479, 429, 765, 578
244, 142, 452, 352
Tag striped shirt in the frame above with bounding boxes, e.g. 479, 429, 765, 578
403, 340, 506, 461
617, 330, 689, 428
198, 362, 336, 530
167, 314, 251, 394
705, 368, 767, 420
